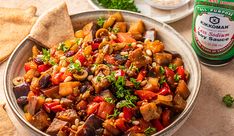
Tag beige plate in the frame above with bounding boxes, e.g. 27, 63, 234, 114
88, 0, 194, 23
4, 10, 201, 136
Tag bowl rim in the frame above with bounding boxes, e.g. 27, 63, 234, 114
4, 9, 201, 136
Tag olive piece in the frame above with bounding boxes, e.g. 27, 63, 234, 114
39, 74, 51, 89
73, 69, 88, 81
80, 85, 88, 93
93, 38, 102, 44
34, 57, 44, 65
12, 76, 25, 86
64, 51, 75, 57
17, 96, 28, 108
13, 83, 30, 99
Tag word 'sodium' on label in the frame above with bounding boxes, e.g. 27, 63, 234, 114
192, 0, 234, 65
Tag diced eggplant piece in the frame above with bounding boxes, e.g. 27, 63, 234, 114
76, 114, 104, 136
143, 29, 157, 42
140, 102, 160, 122
56, 109, 78, 122
173, 93, 187, 112
114, 54, 128, 65
103, 119, 121, 136
39, 74, 51, 89
76, 100, 88, 110
97, 102, 115, 119
100, 89, 114, 99
59, 82, 81, 96
172, 57, 183, 67
13, 82, 30, 99
91, 74, 110, 93
60, 98, 73, 107
46, 118, 68, 135
31, 110, 51, 130
28, 96, 38, 115
129, 48, 150, 69
154, 53, 172, 66
83, 22, 97, 42
42, 86, 60, 99
17, 96, 28, 108
175, 80, 190, 99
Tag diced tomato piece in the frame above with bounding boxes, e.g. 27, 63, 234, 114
104, 54, 117, 65
165, 67, 175, 78
115, 118, 128, 131
158, 83, 171, 96
93, 96, 104, 103
74, 52, 86, 65
176, 66, 185, 80
136, 69, 147, 82
37, 64, 51, 73
152, 119, 164, 132
91, 43, 100, 50
50, 104, 65, 113
123, 107, 133, 121
87, 102, 100, 115
97, 102, 115, 119
115, 69, 125, 78
24, 62, 37, 72
51, 72, 63, 85
43, 101, 60, 113
162, 109, 171, 127
61, 71, 72, 81
117, 33, 136, 43
135, 90, 157, 100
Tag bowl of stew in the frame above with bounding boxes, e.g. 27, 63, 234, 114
4, 10, 201, 136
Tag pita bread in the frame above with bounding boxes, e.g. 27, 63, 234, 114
0, 6, 37, 63
29, 2, 74, 48
0, 104, 16, 135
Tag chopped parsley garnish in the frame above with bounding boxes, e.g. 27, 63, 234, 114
97, 17, 105, 27
223, 94, 234, 107
118, 65, 126, 70
42, 48, 50, 62
169, 64, 177, 71
174, 73, 181, 82
118, 95, 138, 108
159, 66, 165, 74
130, 78, 140, 89
108, 108, 120, 119
159, 76, 166, 85
57, 42, 69, 52
115, 76, 126, 98
97, 0, 139, 12
49, 59, 57, 66
106, 72, 116, 83
96, 76, 102, 82
68, 62, 81, 73
75, 38, 82, 45
144, 127, 156, 136
112, 28, 119, 34
105, 97, 115, 104
128, 43, 132, 47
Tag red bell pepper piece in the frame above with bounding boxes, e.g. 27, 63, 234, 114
51, 104, 65, 112
164, 67, 175, 78
176, 66, 185, 80
123, 107, 133, 121
93, 96, 104, 103
91, 43, 99, 50
87, 102, 100, 115
115, 118, 128, 131
104, 54, 116, 65
74, 52, 86, 65
158, 83, 171, 96
97, 102, 115, 119
162, 109, 171, 127
135, 90, 157, 100
37, 64, 51, 73
136, 69, 147, 82
115, 69, 125, 78
152, 119, 164, 132
24, 62, 37, 72
43, 101, 60, 113
51, 72, 63, 85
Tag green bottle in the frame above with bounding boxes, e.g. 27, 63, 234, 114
192, 0, 234, 66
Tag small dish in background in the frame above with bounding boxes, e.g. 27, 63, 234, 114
144, 0, 190, 10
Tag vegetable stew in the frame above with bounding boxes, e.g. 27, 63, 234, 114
13, 12, 190, 136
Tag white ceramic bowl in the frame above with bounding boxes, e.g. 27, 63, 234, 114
144, 0, 191, 10
4, 10, 201, 136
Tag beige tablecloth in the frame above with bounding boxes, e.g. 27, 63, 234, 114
0, 0, 233, 136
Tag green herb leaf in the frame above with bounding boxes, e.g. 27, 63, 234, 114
106, 72, 116, 83
49, 59, 57, 66
105, 97, 115, 104
144, 127, 156, 136
159, 66, 165, 75
115, 76, 126, 98
169, 64, 177, 71
68, 62, 81, 73
97, 0, 139, 12
42, 48, 50, 62
159, 76, 166, 85
223, 94, 234, 107
112, 28, 119, 34
108, 108, 120, 119
57, 42, 69, 52
130, 78, 140, 89
174, 73, 181, 82
97, 17, 105, 27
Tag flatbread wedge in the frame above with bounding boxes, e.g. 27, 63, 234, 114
0, 6, 37, 63
29, 2, 74, 48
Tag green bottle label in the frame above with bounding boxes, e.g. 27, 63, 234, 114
192, 1, 234, 60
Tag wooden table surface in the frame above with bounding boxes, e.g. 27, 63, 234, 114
0, 0, 233, 136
